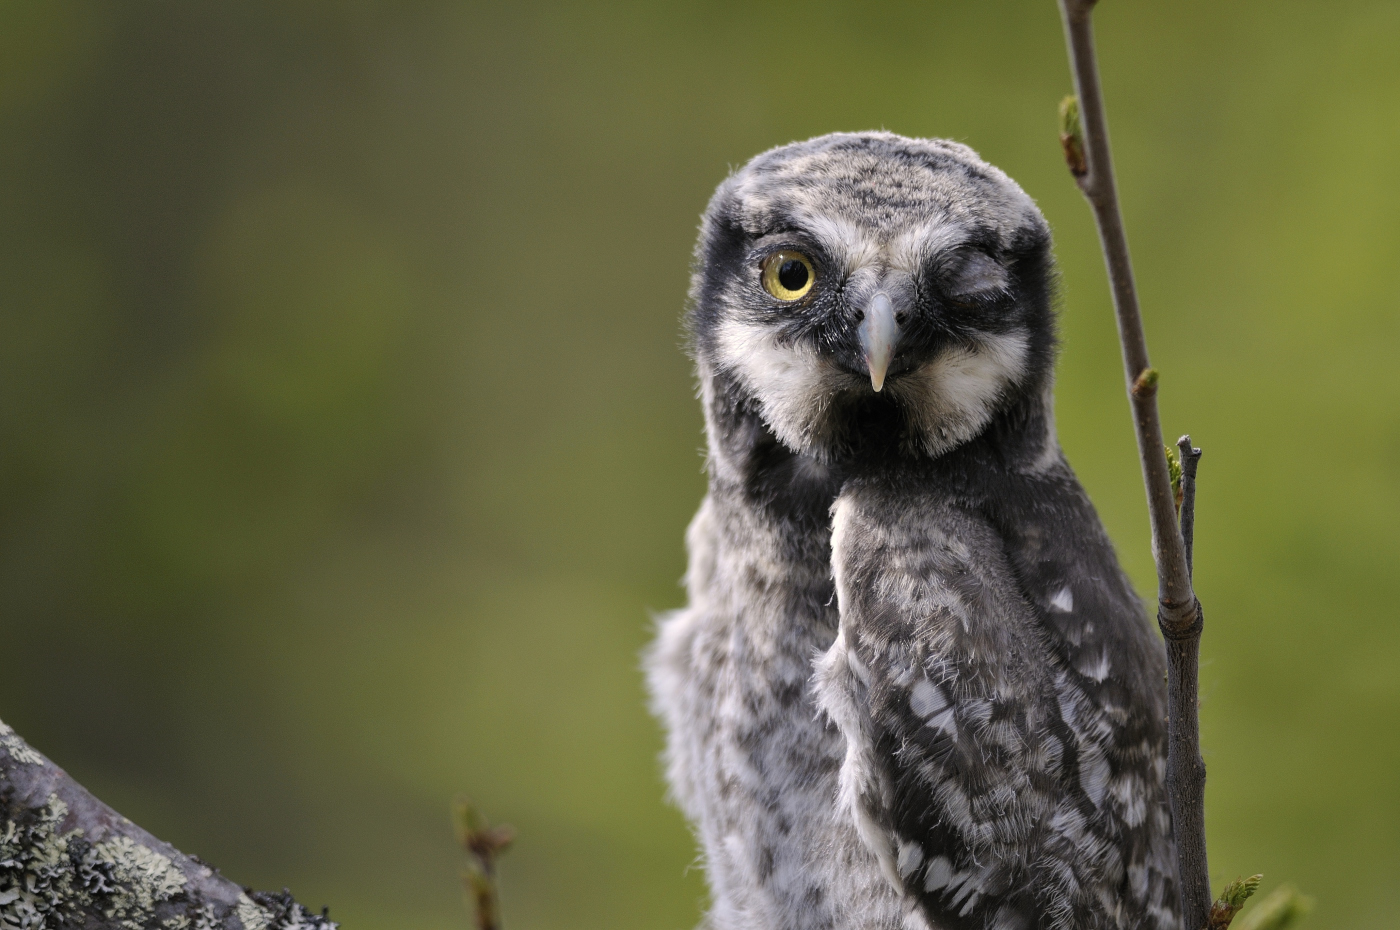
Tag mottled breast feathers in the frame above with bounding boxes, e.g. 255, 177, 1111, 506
816, 472, 1178, 930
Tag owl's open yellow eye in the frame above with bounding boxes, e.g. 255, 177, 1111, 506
760, 251, 816, 301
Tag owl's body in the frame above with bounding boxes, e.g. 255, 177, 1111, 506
647, 133, 1178, 930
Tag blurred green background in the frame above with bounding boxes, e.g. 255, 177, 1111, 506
1, 2, 1397, 928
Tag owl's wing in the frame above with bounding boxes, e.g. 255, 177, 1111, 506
814, 483, 1176, 930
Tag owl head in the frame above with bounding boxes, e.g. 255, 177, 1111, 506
690, 132, 1057, 468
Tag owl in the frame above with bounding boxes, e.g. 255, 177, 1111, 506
645, 133, 1179, 930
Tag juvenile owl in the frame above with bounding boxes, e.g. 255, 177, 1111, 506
646, 133, 1179, 930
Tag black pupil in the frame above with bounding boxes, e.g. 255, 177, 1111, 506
777, 259, 809, 292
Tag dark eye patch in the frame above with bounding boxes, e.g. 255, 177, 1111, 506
944, 251, 1009, 298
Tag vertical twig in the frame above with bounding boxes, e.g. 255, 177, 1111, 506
453, 798, 514, 930
1056, 3, 1210, 929
1178, 436, 1202, 580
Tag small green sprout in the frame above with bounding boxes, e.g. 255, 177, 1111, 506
1059, 95, 1087, 176
1166, 442, 1183, 514
1208, 874, 1263, 930
1132, 366, 1160, 398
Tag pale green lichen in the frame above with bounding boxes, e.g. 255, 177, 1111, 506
172, 902, 222, 930
243, 890, 336, 930
194, 902, 223, 929
236, 894, 273, 930
0, 794, 90, 929
94, 834, 186, 918
0, 793, 193, 929
0, 722, 44, 767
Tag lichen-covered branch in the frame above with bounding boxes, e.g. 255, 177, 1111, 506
1056, 3, 1211, 929
1, 718, 335, 930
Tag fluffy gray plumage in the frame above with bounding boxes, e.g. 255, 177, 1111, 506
646, 132, 1178, 930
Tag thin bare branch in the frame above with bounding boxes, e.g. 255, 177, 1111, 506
1056, 3, 1210, 928
454, 798, 513, 930
1056, 0, 1193, 616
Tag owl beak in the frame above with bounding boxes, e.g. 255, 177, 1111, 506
858, 292, 900, 392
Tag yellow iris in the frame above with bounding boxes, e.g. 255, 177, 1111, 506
760, 251, 816, 301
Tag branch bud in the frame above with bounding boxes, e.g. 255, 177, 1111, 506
1059, 95, 1087, 177
1208, 874, 1263, 930
1131, 366, 1159, 398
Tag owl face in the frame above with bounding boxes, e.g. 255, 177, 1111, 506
691, 133, 1056, 463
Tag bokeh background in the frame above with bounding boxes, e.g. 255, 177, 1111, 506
2, 2, 1397, 928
